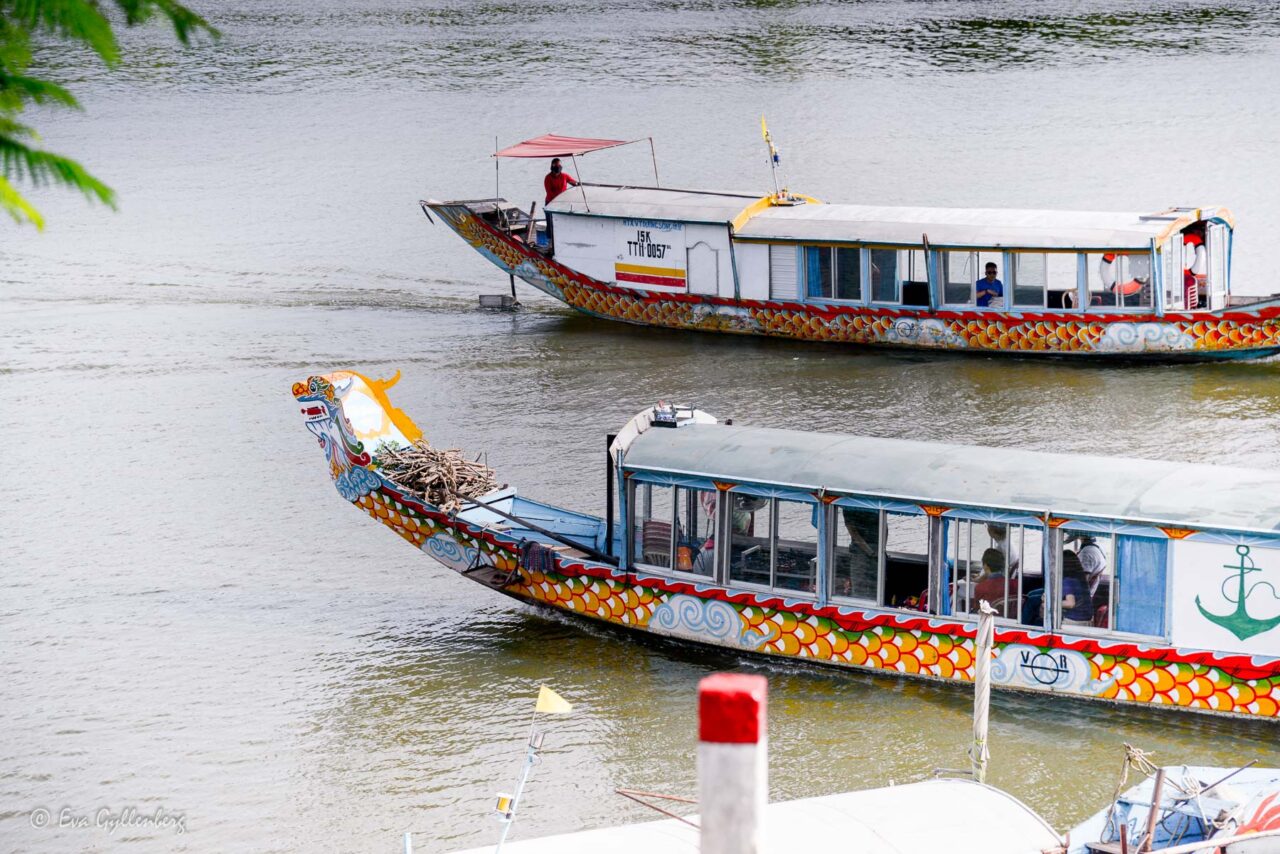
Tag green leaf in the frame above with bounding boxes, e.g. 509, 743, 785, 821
0, 172, 44, 228
0, 132, 115, 207
0, 71, 79, 108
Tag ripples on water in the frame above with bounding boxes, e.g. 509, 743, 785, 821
40, 1, 1280, 90
5, 1, 1280, 851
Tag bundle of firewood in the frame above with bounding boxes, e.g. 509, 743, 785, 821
374, 440, 500, 513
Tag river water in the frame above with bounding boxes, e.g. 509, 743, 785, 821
5, 1, 1280, 851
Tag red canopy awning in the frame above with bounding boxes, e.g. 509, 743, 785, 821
493, 134, 636, 159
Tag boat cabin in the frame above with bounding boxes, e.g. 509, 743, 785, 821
547, 185, 1236, 314
615, 414, 1280, 655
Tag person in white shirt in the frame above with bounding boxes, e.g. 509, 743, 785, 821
986, 523, 1021, 573
1071, 534, 1108, 595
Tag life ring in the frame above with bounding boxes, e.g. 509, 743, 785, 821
1098, 253, 1118, 287
1183, 232, 1204, 270
1192, 245, 1208, 276
1114, 279, 1143, 297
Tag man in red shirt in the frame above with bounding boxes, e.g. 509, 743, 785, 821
544, 158, 578, 204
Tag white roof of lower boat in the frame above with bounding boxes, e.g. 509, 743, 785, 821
621, 422, 1280, 533
448, 780, 1061, 854
546, 185, 1228, 250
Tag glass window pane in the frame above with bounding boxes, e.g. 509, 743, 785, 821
1014, 526, 1044, 628
883, 512, 928, 609
1062, 530, 1112, 628
676, 486, 718, 578
944, 251, 975, 305
1047, 252, 1080, 309
805, 246, 832, 299
835, 247, 861, 301
1114, 535, 1167, 635
977, 252, 1005, 309
774, 500, 819, 593
1114, 253, 1153, 309
834, 507, 880, 600
728, 495, 772, 587
870, 249, 898, 303
1013, 253, 1046, 307
634, 483, 675, 568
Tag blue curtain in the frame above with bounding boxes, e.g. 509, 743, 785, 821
1116, 535, 1168, 636
806, 247, 823, 298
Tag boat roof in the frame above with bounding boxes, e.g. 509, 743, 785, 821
621, 421, 1280, 533
548, 184, 760, 225
546, 185, 1231, 250
448, 780, 1060, 854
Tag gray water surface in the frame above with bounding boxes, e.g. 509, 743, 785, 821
5, 2, 1280, 851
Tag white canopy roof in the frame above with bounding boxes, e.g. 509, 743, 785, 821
737, 201, 1205, 250
449, 780, 1061, 854
545, 185, 1228, 250
547, 185, 759, 224
621, 421, 1280, 534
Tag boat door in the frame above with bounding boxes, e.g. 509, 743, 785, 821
1206, 223, 1230, 310
687, 242, 719, 297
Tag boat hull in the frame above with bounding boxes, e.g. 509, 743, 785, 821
428, 202, 1280, 361
296, 371, 1280, 721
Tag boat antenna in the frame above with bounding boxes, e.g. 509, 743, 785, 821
760, 115, 783, 199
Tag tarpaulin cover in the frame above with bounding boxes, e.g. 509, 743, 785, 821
493, 134, 633, 158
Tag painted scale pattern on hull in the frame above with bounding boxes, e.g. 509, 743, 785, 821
439, 206, 1280, 358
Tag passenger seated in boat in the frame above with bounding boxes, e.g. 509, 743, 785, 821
973, 548, 1020, 617
976, 263, 1004, 308
1067, 533, 1108, 596
1060, 551, 1094, 626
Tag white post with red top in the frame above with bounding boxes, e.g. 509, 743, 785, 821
697, 672, 768, 854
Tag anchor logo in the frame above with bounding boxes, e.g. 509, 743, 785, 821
1196, 545, 1280, 641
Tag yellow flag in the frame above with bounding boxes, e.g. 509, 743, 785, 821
760, 114, 769, 142
535, 685, 573, 714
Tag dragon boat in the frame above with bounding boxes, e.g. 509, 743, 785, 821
296, 370, 1280, 720
422, 133, 1280, 360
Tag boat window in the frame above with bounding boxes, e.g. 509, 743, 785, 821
943, 520, 1042, 624
728, 494, 772, 588
1060, 530, 1168, 636
1086, 253, 1153, 310
726, 497, 819, 594
632, 482, 677, 569
883, 512, 928, 609
676, 486, 718, 578
1060, 530, 1113, 629
804, 246, 861, 302
1113, 535, 1168, 636
1012, 253, 1047, 308
943, 251, 976, 305
869, 249, 898, 303
774, 500, 819, 594
1046, 252, 1081, 309
832, 507, 881, 601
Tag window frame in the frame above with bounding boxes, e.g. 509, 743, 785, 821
828, 505, 884, 606
803, 244, 864, 304
725, 493, 820, 599
629, 480, 722, 583
1052, 526, 1171, 641
1083, 251, 1157, 313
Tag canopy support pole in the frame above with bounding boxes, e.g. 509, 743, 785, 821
495, 135, 500, 198
571, 153, 590, 212
648, 137, 660, 187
